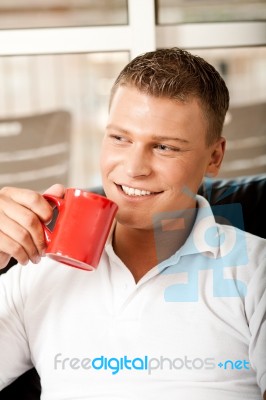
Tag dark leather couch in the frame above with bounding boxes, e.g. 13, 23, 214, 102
0, 174, 265, 399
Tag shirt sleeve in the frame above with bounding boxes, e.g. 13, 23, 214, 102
0, 265, 33, 390
244, 237, 266, 396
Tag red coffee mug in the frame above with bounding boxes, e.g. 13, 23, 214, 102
42, 188, 118, 270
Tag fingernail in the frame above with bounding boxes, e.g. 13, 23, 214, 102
34, 256, 41, 264
40, 249, 46, 257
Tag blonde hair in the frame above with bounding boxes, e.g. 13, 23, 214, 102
110, 48, 230, 146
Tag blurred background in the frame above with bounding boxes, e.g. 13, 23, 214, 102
0, 0, 265, 192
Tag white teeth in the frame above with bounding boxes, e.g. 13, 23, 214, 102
121, 185, 152, 196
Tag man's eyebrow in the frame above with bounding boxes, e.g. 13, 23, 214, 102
106, 124, 128, 134
151, 135, 190, 144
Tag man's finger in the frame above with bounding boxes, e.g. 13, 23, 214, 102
1, 187, 52, 223
43, 184, 66, 197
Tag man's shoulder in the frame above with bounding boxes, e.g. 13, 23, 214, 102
219, 222, 266, 246
217, 222, 266, 264
197, 194, 265, 257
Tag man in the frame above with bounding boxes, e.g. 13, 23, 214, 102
0, 48, 265, 399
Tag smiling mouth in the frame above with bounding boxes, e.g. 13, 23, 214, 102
117, 184, 161, 197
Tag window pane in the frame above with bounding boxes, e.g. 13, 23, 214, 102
194, 47, 266, 178
157, 0, 266, 24
0, 0, 128, 29
0, 52, 129, 191
194, 47, 266, 105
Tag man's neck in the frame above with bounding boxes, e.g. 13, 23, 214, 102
112, 209, 196, 283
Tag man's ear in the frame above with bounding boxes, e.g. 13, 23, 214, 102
205, 137, 226, 178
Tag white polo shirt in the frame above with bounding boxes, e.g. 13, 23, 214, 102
0, 195, 265, 400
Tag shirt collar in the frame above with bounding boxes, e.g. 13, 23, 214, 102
180, 194, 220, 258
153, 195, 220, 271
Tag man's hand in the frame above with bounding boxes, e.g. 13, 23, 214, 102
0, 184, 65, 269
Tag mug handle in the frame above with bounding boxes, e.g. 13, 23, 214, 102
42, 194, 65, 245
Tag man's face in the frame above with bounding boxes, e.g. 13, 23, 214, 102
100, 86, 224, 230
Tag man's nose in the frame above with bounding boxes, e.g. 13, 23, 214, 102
124, 145, 151, 178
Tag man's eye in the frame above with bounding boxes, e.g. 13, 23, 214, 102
110, 134, 128, 142
155, 144, 180, 152
157, 144, 170, 151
